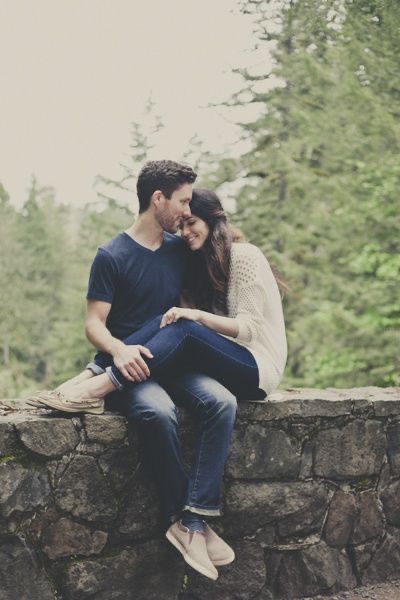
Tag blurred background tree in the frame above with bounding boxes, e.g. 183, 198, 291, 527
224, 0, 400, 387
0, 0, 398, 396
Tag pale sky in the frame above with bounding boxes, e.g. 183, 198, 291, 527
0, 0, 273, 208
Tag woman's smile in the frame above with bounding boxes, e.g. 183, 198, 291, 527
181, 216, 210, 250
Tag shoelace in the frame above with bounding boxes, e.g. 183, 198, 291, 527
0, 400, 18, 414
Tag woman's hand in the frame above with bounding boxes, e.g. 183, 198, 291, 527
160, 307, 201, 328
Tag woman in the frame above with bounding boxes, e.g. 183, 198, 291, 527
31, 189, 287, 408
29, 188, 287, 579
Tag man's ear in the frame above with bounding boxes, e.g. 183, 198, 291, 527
151, 190, 164, 208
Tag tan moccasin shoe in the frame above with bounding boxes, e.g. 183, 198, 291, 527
26, 390, 104, 415
204, 522, 235, 566
166, 520, 218, 580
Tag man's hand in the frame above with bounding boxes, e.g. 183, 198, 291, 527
160, 307, 201, 328
111, 341, 153, 382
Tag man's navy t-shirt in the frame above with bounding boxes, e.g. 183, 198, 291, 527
86, 231, 188, 340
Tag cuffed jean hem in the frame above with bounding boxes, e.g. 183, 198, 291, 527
86, 362, 106, 375
169, 504, 222, 523
182, 505, 222, 517
106, 366, 124, 391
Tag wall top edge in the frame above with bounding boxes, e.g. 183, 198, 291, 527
1, 387, 400, 424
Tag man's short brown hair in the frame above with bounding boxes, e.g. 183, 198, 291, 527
137, 160, 197, 213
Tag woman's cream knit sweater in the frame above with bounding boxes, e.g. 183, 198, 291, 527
225, 242, 287, 396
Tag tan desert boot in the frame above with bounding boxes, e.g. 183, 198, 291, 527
166, 520, 218, 580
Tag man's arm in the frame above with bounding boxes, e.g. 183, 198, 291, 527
85, 299, 120, 355
85, 300, 153, 382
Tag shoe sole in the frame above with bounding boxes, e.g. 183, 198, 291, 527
28, 398, 104, 415
165, 530, 218, 580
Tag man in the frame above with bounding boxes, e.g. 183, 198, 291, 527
32, 160, 236, 580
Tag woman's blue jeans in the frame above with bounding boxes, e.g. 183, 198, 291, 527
87, 315, 265, 526
94, 315, 262, 398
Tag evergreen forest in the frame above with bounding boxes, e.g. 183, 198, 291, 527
1, 0, 399, 397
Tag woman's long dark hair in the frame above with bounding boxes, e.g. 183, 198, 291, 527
182, 188, 288, 313
182, 189, 234, 313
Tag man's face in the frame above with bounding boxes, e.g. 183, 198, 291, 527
156, 183, 192, 233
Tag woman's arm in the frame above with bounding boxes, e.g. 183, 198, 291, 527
197, 311, 239, 337
160, 306, 239, 337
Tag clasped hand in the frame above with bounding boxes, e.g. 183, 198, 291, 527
160, 307, 201, 328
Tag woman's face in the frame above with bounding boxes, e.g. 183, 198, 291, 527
180, 215, 210, 251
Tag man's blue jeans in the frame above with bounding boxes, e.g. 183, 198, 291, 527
87, 316, 266, 526
105, 373, 237, 526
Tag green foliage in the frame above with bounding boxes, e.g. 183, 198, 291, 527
0, 114, 149, 397
229, 0, 400, 387
1, 1, 399, 394
0, 181, 133, 396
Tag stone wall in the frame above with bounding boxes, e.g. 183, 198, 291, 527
0, 387, 400, 600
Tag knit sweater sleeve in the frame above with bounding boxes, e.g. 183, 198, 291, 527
229, 244, 278, 345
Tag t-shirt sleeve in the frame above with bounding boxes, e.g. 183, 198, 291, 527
86, 248, 119, 303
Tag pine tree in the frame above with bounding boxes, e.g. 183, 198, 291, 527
230, 0, 400, 387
